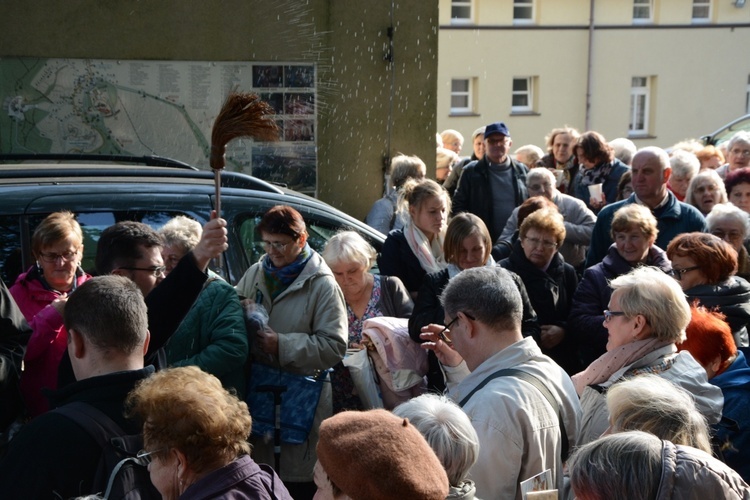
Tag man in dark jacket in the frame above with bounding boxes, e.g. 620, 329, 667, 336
452, 122, 529, 242
0, 275, 153, 498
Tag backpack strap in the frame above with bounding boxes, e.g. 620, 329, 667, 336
54, 401, 126, 447
458, 368, 570, 461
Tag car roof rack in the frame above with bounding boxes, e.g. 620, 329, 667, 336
0, 154, 286, 194
0, 153, 198, 169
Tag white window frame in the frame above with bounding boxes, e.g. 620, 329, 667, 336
511, 77, 533, 113
450, 0, 473, 25
629, 76, 650, 136
450, 78, 473, 114
513, 0, 534, 24
692, 0, 711, 22
633, 0, 652, 23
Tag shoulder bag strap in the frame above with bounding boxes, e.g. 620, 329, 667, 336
459, 368, 569, 461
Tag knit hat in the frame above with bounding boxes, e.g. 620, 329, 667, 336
317, 409, 450, 500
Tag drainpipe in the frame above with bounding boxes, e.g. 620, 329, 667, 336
585, 0, 595, 131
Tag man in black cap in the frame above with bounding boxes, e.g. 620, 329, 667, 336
452, 122, 529, 242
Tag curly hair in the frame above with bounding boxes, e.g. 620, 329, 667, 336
666, 232, 738, 283
127, 366, 252, 474
519, 207, 566, 246
158, 216, 202, 254
575, 131, 614, 165
610, 204, 658, 241
724, 167, 750, 197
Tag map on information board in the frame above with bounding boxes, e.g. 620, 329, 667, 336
0, 58, 317, 194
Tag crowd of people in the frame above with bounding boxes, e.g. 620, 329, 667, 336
1, 123, 750, 499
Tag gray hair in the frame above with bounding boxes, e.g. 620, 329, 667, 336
440, 129, 464, 149
393, 394, 479, 485
471, 126, 486, 140
514, 144, 544, 168
441, 267, 522, 333
685, 169, 728, 210
321, 230, 377, 270
706, 202, 750, 237
727, 130, 750, 153
390, 154, 426, 189
158, 216, 202, 254
568, 431, 662, 500
609, 138, 637, 165
669, 149, 700, 179
609, 266, 690, 344
607, 374, 712, 453
526, 167, 556, 187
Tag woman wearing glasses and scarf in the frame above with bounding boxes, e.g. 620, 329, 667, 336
499, 207, 581, 375
569, 204, 671, 367
10, 211, 91, 417
667, 232, 750, 348
572, 266, 723, 446
235, 205, 347, 500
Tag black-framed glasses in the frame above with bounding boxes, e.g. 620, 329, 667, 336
39, 249, 80, 263
603, 310, 626, 322
669, 266, 700, 281
438, 312, 476, 344
260, 240, 294, 252
118, 266, 167, 278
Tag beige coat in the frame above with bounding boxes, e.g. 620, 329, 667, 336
236, 251, 347, 482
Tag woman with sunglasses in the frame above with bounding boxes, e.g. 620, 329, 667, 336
235, 205, 347, 499
571, 266, 723, 446
666, 232, 750, 348
10, 211, 91, 417
499, 207, 580, 374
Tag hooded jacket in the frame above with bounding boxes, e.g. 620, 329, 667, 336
655, 440, 750, 499
235, 250, 347, 483
686, 276, 750, 348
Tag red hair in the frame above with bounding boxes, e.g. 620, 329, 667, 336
666, 232, 738, 283
679, 304, 736, 376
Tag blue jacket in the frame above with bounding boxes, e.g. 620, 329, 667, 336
712, 348, 750, 483
569, 244, 671, 366
585, 192, 707, 268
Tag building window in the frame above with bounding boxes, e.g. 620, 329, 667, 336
692, 0, 711, 21
633, 0, 652, 22
629, 76, 650, 136
512, 77, 534, 113
451, 78, 473, 114
451, 0, 472, 24
513, 0, 534, 23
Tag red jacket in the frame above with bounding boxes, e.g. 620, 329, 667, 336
10, 266, 91, 417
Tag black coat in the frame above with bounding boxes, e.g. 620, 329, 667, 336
377, 229, 427, 295
452, 156, 529, 242
500, 240, 581, 374
0, 367, 154, 498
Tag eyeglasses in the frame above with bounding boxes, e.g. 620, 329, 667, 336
118, 266, 167, 277
260, 240, 294, 252
528, 183, 552, 192
603, 310, 626, 322
438, 312, 476, 344
486, 137, 509, 146
730, 148, 750, 158
669, 266, 700, 281
711, 229, 743, 242
39, 249, 80, 263
136, 448, 165, 465
523, 236, 557, 250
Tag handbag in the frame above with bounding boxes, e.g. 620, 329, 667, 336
246, 363, 329, 445
342, 348, 383, 410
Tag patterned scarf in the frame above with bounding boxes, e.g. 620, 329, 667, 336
262, 243, 313, 300
580, 160, 614, 187
403, 220, 447, 274
571, 337, 675, 396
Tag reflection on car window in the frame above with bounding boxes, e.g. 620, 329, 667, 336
0, 216, 22, 286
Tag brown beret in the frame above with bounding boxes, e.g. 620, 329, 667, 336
317, 409, 449, 500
